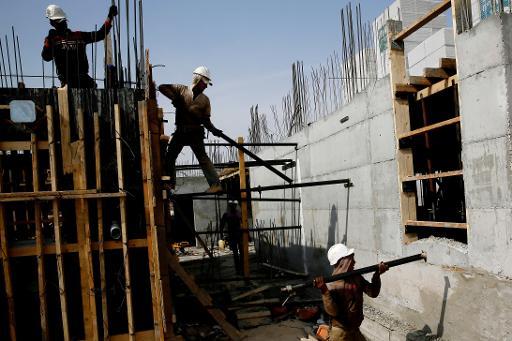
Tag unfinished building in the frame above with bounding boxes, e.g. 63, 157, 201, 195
1, 0, 512, 340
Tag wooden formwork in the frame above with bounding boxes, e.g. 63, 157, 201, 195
0, 87, 171, 340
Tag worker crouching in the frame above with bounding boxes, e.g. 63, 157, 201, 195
314, 244, 388, 341
159, 66, 223, 193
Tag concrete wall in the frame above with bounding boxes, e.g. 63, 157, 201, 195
250, 15, 512, 340
457, 15, 512, 277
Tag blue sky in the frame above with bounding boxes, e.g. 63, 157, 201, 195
0, 1, 394, 138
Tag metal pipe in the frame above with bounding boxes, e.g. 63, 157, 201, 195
133, 0, 139, 88
247, 226, 302, 232
176, 159, 293, 171
244, 179, 351, 193
282, 253, 427, 292
203, 142, 298, 147
216, 131, 293, 183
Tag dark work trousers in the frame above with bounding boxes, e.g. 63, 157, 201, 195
228, 234, 242, 275
165, 131, 219, 186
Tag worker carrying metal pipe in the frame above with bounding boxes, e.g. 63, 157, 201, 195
159, 66, 223, 193
314, 243, 389, 341
41, 4, 118, 88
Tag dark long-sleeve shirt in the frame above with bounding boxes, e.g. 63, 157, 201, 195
41, 18, 112, 85
219, 210, 241, 238
322, 273, 381, 330
158, 84, 212, 129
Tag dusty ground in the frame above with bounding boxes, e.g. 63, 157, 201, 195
243, 319, 313, 340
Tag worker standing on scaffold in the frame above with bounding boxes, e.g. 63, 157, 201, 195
41, 4, 118, 88
159, 66, 224, 194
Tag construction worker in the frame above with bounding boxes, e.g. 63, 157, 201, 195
159, 66, 223, 193
219, 200, 242, 274
42, 4, 118, 88
314, 244, 389, 341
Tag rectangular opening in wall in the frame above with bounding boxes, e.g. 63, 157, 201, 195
397, 63, 467, 243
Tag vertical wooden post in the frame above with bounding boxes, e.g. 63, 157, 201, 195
46, 105, 70, 341
94, 113, 109, 340
31, 134, 49, 340
138, 100, 163, 340
57, 87, 73, 174
73, 108, 98, 341
0, 163, 16, 340
388, 21, 418, 243
237, 137, 250, 278
114, 104, 135, 341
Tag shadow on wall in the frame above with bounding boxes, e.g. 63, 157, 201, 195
406, 276, 450, 340
327, 204, 338, 249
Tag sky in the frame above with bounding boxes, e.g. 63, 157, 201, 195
0, 0, 395, 138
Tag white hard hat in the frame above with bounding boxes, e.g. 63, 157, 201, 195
46, 4, 67, 21
327, 243, 354, 266
193, 66, 212, 85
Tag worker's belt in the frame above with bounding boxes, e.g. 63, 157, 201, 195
175, 125, 204, 134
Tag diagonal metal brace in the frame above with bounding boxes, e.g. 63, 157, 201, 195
215, 131, 293, 183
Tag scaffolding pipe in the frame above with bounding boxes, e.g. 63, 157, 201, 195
244, 179, 351, 193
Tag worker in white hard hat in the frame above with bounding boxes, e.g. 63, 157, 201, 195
314, 243, 389, 341
158, 66, 223, 193
42, 4, 118, 88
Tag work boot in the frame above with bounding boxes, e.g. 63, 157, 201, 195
206, 182, 223, 194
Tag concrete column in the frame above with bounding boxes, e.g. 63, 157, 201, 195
457, 14, 512, 276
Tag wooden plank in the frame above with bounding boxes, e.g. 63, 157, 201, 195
167, 252, 243, 341
238, 137, 250, 278
440, 58, 456, 71
94, 112, 109, 341
73, 108, 98, 341
394, 84, 418, 95
402, 170, 463, 182
114, 104, 136, 341
0, 141, 49, 151
406, 220, 468, 229
394, 0, 451, 41
31, 134, 49, 340
409, 76, 433, 87
57, 87, 73, 174
8, 239, 148, 258
46, 104, 71, 341
0, 104, 9, 109
138, 100, 162, 340
0, 173, 16, 340
416, 75, 458, 100
388, 20, 418, 241
398, 116, 461, 140
424, 67, 451, 79
110, 330, 158, 341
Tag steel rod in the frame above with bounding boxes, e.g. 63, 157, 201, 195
15, 36, 23, 84
204, 142, 298, 147
247, 226, 302, 232
4, 35, 13, 87
11, 27, 19, 85
0, 39, 6, 87
244, 179, 351, 193
216, 131, 293, 183
282, 253, 426, 292
176, 159, 293, 170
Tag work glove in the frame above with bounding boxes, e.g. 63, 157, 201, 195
108, 5, 118, 19
210, 127, 223, 137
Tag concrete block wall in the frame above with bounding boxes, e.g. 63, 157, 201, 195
375, 0, 447, 79
408, 28, 456, 76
